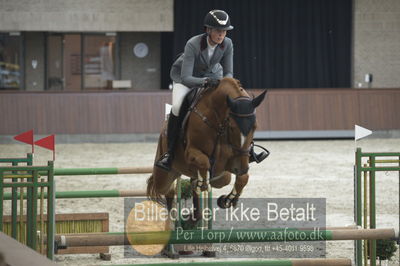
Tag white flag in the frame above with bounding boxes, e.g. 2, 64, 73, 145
355, 125, 372, 141
165, 103, 172, 120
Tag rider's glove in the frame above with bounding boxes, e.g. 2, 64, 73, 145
205, 78, 220, 89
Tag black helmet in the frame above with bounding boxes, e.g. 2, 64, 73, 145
204, 10, 234, 30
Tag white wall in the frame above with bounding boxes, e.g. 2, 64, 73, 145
353, 0, 400, 88
0, 0, 173, 32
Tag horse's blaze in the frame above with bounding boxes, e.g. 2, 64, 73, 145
240, 134, 246, 147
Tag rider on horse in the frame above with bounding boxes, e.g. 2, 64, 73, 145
156, 10, 268, 171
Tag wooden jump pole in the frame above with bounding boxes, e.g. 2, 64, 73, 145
54, 228, 398, 247
3, 189, 147, 200
42, 167, 153, 176
116, 258, 352, 266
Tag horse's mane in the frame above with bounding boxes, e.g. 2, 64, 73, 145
217, 77, 249, 98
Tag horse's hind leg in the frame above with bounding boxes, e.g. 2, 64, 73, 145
161, 176, 180, 259
165, 185, 176, 216
217, 173, 249, 209
186, 184, 202, 223
192, 190, 202, 221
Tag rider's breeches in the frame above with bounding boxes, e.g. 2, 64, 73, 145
171, 82, 190, 116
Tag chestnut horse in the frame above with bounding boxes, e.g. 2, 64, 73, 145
147, 77, 266, 221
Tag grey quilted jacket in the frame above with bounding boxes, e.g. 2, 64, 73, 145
170, 33, 233, 88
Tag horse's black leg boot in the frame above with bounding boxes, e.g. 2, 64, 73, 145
155, 114, 180, 171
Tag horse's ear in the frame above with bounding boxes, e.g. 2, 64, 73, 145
252, 90, 267, 108
226, 95, 235, 109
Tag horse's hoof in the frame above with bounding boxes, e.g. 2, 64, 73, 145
200, 183, 209, 192
217, 195, 230, 209
202, 250, 216, 257
161, 248, 180, 259
179, 250, 194, 256
231, 197, 239, 208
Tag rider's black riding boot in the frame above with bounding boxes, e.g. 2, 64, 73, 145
249, 142, 269, 164
155, 114, 180, 171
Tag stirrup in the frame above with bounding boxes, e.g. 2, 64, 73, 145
249, 142, 270, 164
155, 153, 173, 171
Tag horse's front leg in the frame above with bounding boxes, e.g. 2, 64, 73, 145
217, 173, 249, 209
186, 147, 211, 194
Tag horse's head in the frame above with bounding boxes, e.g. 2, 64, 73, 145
211, 78, 266, 168
209, 78, 267, 165
222, 83, 267, 175
226, 90, 267, 137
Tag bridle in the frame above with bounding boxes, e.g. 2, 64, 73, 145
192, 102, 254, 156
227, 96, 256, 156
192, 94, 255, 176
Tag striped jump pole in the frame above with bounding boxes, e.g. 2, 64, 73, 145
42, 167, 153, 176
3, 189, 147, 200
111, 258, 352, 266
54, 228, 398, 247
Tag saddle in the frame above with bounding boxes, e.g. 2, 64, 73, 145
177, 86, 208, 140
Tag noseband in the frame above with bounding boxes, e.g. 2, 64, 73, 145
193, 96, 254, 158
229, 111, 255, 118
192, 91, 256, 177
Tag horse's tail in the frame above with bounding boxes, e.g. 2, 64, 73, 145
146, 174, 165, 206
147, 124, 168, 206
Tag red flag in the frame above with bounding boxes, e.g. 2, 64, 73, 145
35, 135, 55, 161
14, 130, 34, 153
14, 130, 34, 145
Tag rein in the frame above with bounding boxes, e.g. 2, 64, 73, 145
186, 82, 256, 176
192, 106, 250, 155
192, 107, 229, 136
192, 100, 251, 177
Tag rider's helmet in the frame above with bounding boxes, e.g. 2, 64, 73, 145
204, 10, 234, 30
